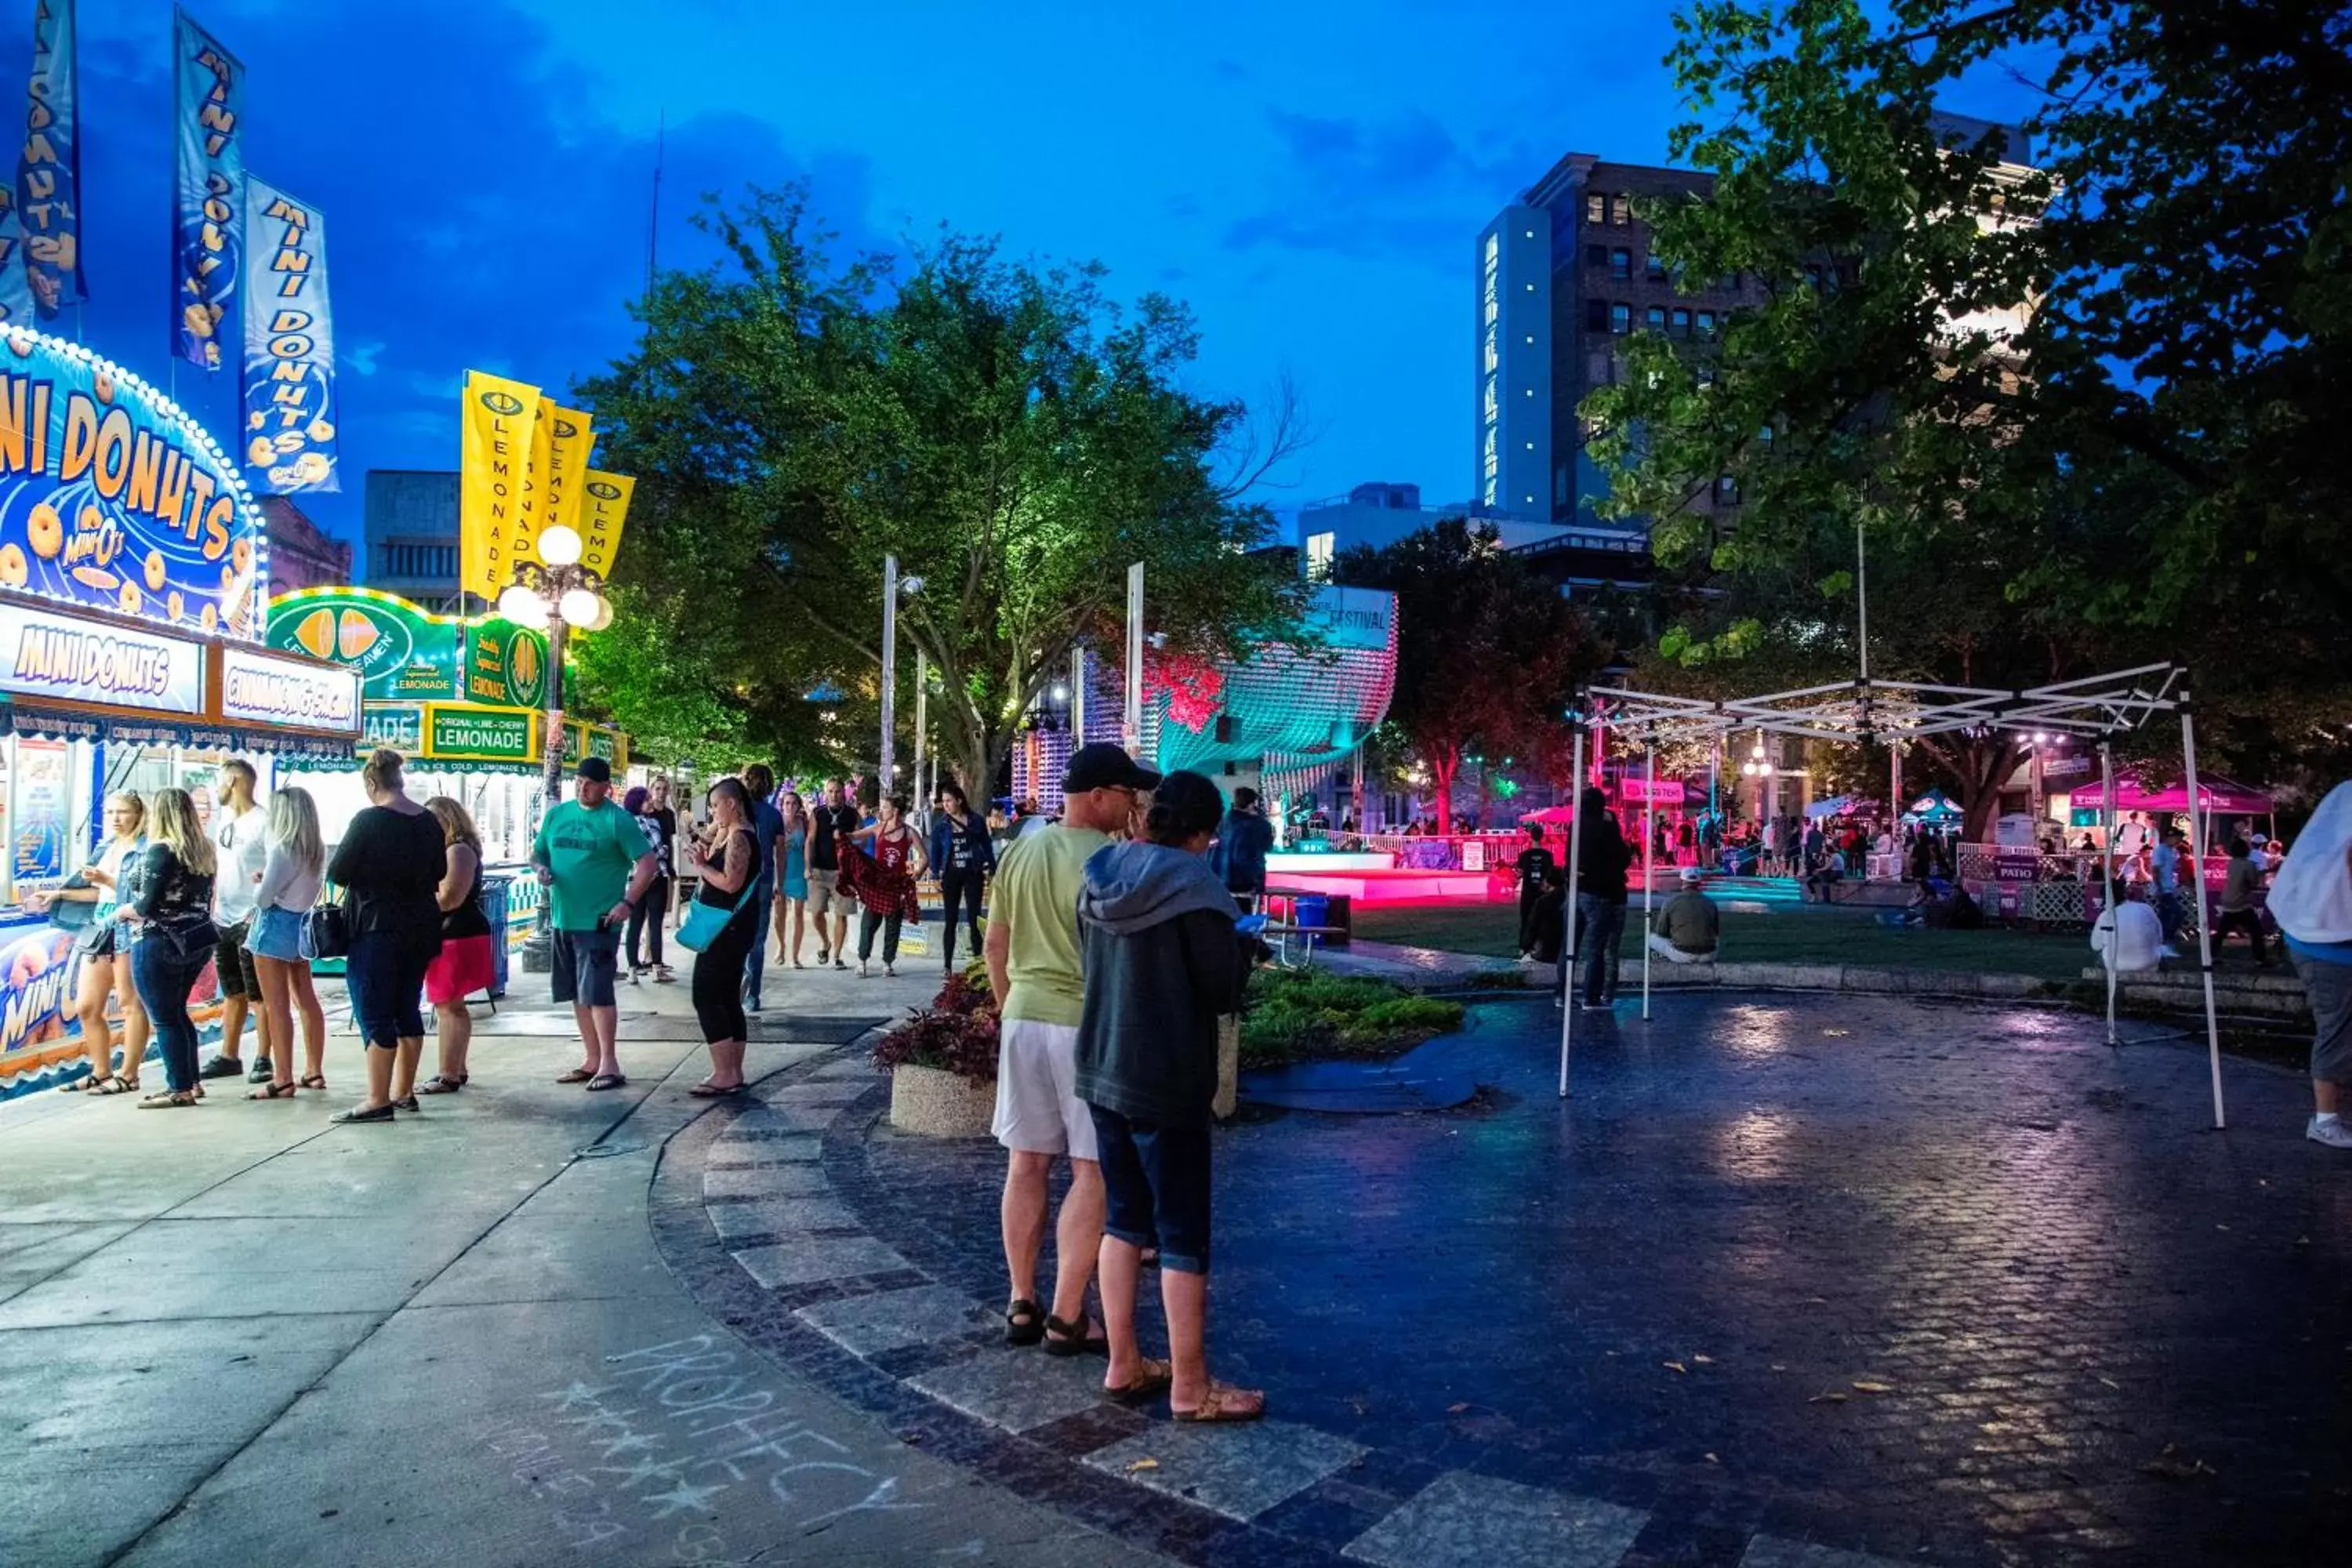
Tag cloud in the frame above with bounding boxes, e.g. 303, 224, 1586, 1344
342, 339, 385, 376
1222, 107, 1534, 267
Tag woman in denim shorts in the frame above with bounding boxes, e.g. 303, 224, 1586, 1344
246, 788, 327, 1099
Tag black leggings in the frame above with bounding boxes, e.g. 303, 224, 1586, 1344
858, 909, 903, 965
691, 904, 757, 1044
938, 868, 984, 966
627, 876, 671, 968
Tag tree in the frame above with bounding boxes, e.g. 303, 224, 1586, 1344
577, 189, 1312, 795
1330, 520, 1601, 833
1584, 0, 2352, 823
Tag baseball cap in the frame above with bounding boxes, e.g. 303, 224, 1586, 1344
576, 757, 614, 785
1064, 742, 1161, 796
1679, 866, 1705, 884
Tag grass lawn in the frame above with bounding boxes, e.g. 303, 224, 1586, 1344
1352, 899, 2100, 983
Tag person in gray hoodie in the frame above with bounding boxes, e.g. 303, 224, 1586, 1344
1074, 770, 1261, 1423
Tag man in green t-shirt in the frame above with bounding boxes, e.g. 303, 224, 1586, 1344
532, 757, 660, 1091
984, 742, 1159, 1353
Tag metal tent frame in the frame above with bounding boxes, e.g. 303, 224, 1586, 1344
1555, 662, 2229, 1127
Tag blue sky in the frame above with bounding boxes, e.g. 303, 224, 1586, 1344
58, 2, 1742, 546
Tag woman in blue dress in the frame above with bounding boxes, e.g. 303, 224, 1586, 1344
774, 790, 814, 967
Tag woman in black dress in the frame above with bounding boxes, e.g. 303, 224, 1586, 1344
687, 777, 760, 1096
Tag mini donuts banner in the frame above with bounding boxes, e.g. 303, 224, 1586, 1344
0, 328, 267, 638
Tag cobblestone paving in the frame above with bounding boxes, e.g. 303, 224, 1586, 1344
654, 996, 2352, 1567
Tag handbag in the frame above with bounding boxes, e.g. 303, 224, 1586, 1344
676, 874, 756, 953
300, 901, 351, 961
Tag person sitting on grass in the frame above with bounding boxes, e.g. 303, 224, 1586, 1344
1646, 866, 1720, 964
1802, 845, 1846, 903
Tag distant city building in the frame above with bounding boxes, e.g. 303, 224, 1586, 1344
1296, 482, 1568, 572
260, 496, 351, 596
362, 470, 463, 611
1478, 115, 2027, 533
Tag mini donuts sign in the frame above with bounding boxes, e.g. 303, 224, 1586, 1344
0, 328, 267, 639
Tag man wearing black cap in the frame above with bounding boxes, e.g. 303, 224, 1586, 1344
532, 757, 662, 1091
985, 742, 1159, 1352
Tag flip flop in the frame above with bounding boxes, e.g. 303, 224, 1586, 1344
687, 1081, 746, 1098
555, 1069, 596, 1084
1172, 1383, 1265, 1424
1105, 1357, 1173, 1406
136, 1091, 201, 1109
585, 1073, 628, 1092
415, 1074, 468, 1094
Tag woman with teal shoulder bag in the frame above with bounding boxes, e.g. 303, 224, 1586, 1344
682, 777, 760, 1097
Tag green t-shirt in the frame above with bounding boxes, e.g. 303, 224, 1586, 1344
996, 823, 1109, 1026
532, 800, 653, 931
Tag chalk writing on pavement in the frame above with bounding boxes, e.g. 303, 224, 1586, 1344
474, 1334, 922, 1559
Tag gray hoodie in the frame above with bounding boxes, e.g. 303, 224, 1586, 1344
1072, 841, 1248, 1127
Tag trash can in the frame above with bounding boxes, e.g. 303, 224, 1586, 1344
480, 873, 514, 999
1321, 893, 1352, 949
1294, 893, 1330, 932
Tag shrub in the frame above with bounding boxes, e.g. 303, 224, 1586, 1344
872, 972, 1000, 1085
1238, 970, 1465, 1069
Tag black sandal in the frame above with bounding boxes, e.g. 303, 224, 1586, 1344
415, 1074, 467, 1094
1044, 1312, 1108, 1358
1004, 1298, 1045, 1347
298, 1074, 327, 1091
247, 1082, 299, 1100
1105, 1357, 1173, 1406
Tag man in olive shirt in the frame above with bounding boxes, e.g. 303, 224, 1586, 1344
985, 742, 1160, 1352
532, 757, 661, 1091
1646, 866, 1722, 964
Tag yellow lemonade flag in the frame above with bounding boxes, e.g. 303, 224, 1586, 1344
511, 392, 555, 572
459, 370, 543, 601
542, 401, 597, 534
577, 470, 635, 579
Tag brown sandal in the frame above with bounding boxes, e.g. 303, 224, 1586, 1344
1105, 1357, 1172, 1406
1172, 1383, 1265, 1424
555, 1068, 595, 1084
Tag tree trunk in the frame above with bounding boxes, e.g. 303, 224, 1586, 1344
1430, 750, 1459, 835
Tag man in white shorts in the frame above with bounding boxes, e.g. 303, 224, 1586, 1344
985, 742, 1159, 1353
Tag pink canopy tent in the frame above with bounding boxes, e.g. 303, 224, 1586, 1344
1519, 804, 1577, 825
2111, 773, 2273, 814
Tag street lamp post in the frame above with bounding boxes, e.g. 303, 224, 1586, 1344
497, 521, 612, 971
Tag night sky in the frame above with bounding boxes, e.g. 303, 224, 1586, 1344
47, 2, 2012, 549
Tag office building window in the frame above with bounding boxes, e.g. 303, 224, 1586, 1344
1646, 252, 1668, 281
1585, 193, 1606, 225
1646, 306, 1666, 332
1714, 474, 1738, 504
1609, 194, 1630, 225
1610, 248, 1632, 281
1697, 310, 1717, 337
1585, 299, 1609, 332
1610, 302, 1631, 335
1305, 532, 1336, 575
1670, 308, 1691, 338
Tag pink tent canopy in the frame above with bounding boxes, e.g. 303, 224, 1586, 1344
2111, 773, 2273, 814
1519, 804, 1577, 825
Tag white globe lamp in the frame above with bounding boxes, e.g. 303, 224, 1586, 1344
538, 524, 583, 567
558, 586, 602, 626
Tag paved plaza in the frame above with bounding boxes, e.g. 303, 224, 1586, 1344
4, 971, 2345, 1566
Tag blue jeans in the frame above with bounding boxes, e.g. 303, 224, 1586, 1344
741, 877, 774, 1003
2154, 890, 2185, 946
1557, 894, 1625, 1006
131, 930, 212, 1093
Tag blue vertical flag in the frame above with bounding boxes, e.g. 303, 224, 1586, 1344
171, 8, 243, 368
0, 180, 35, 326
17, 0, 85, 321
240, 177, 339, 494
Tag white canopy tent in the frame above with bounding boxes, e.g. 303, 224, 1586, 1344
1554, 662, 2229, 1128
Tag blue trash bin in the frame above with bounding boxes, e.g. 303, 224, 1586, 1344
1293, 893, 1330, 931
480, 873, 514, 999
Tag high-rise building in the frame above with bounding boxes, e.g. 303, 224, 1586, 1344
1477, 155, 1764, 530
362, 470, 463, 611
259, 496, 352, 595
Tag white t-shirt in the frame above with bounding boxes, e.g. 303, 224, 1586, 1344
214, 805, 270, 923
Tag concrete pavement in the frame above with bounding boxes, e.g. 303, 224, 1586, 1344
0, 956, 1173, 1568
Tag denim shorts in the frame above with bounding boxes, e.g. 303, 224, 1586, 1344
551, 925, 621, 1008
248, 906, 304, 964
1087, 1104, 1211, 1274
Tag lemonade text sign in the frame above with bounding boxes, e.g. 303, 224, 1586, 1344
427, 704, 534, 763
576, 470, 633, 579
459, 370, 539, 601
268, 586, 455, 699
0, 329, 266, 636
463, 619, 544, 708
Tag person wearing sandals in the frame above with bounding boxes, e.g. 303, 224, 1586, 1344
416, 797, 494, 1098
774, 790, 812, 970
738, 764, 785, 1011
114, 789, 220, 1110
846, 796, 927, 977
325, 750, 448, 1123
533, 756, 660, 1093
245, 787, 328, 1100
622, 785, 672, 983
1073, 769, 1261, 1422
26, 793, 151, 1094
686, 777, 761, 1096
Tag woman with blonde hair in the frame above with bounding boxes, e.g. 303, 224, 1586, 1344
114, 789, 219, 1108
417, 795, 494, 1094
27, 793, 151, 1093
245, 786, 328, 1099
